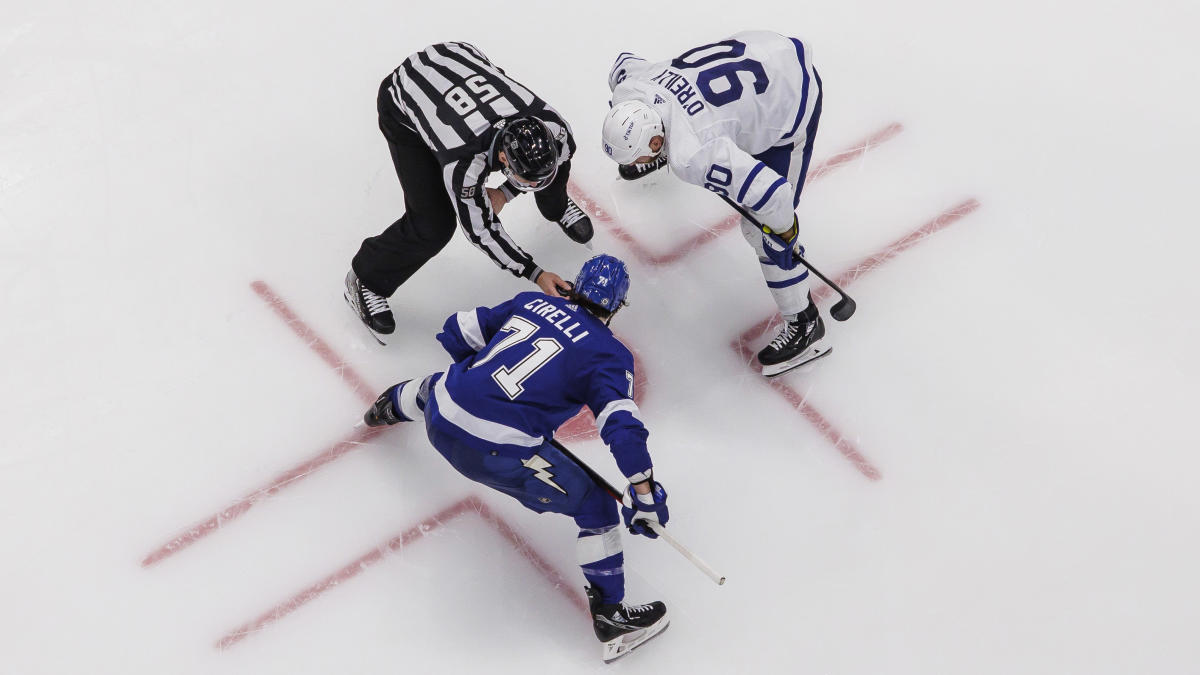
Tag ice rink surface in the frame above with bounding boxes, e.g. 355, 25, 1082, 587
3, 0, 1199, 672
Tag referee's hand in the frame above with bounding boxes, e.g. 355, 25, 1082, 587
535, 271, 571, 298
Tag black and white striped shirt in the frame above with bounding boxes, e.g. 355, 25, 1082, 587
382, 42, 576, 280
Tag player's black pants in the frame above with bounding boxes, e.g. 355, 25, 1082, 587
352, 112, 574, 298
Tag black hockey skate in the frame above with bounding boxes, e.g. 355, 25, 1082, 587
586, 585, 669, 663
557, 198, 594, 244
618, 154, 668, 181
344, 269, 395, 344
757, 299, 831, 378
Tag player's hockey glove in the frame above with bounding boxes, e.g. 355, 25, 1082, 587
621, 481, 669, 539
363, 383, 405, 427
761, 215, 803, 270
618, 154, 668, 181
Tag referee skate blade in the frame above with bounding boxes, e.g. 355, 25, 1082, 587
601, 619, 670, 663
343, 292, 387, 346
761, 345, 832, 378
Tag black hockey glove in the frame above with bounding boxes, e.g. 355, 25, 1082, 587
618, 154, 668, 181
363, 384, 404, 427
621, 481, 669, 539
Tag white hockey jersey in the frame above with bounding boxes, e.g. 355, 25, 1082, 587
609, 31, 819, 232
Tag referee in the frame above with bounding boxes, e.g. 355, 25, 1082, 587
346, 41, 594, 339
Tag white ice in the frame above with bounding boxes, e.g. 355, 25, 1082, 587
3, 0, 1199, 673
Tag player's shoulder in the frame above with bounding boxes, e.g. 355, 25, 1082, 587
509, 290, 547, 311
581, 325, 633, 363
728, 29, 795, 47
607, 332, 635, 360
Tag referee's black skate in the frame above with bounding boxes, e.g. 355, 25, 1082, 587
618, 154, 668, 181
586, 585, 669, 663
557, 198, 594, 244
344, 270, 395, 343
757, 297, 831, 377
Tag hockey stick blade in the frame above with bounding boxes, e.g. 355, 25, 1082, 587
830, 296, 856, 321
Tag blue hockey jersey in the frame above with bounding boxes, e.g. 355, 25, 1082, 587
431, 291, 651, 482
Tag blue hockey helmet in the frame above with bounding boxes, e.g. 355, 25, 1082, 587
572, 254, 630, 312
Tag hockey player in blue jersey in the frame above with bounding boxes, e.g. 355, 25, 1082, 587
601, 30, 829, 377
362, 254, 669, 662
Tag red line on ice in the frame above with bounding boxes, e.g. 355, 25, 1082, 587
829, 198, 981, 289
142, 282, 386, 567
215, 494, 586, 649
730, 331, 880, 480
569, 123, 903, 267
142, 425, 388, 567
730, 198, 982, 480
250, 280, 375, 405
146, 280, 582, 646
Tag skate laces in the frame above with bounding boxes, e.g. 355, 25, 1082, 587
768, 311, 819, 349
768, 321, 801, 350
623, 602, 655, 618
560, 200, 586, 226
361, 286, 390, 316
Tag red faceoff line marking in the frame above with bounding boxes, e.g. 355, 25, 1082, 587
730, 198, 982, 480
142, 282, 386, 567
143, 281, 581, 649
142, 425, 388, 567
250, 280, 375, 405
215, 494, 585, 650
568, 123, 904, 267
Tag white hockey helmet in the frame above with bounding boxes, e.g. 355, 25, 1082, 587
601, 100, 664, 165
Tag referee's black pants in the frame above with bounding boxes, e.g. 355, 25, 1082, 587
352, 112, 574, 298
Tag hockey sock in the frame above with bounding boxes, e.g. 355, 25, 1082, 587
581, 551, 625, 604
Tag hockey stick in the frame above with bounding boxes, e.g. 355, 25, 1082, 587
548, 438, 727, 586
720, 196, 856, 321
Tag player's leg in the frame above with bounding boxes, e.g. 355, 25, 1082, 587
362, 375, 435, 426
345, 82, 459, 336
572, 486, 668, 661
742, 73, 828, 373
532, 159, 593, 244
352, 132, 458, 297
738, 210, 812, 320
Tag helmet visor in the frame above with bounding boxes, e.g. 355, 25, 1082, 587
502, 161, 558, 193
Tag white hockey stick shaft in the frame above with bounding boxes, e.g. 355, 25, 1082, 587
644, 521, 726, 586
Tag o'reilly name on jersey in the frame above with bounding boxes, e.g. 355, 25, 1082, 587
648, 68, 705, 116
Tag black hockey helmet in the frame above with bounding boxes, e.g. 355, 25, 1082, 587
496, 117, 559, 192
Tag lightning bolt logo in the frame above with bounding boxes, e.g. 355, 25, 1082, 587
522, 454, 567, 494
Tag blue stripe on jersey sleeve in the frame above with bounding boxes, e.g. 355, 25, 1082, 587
750, 176, 788, 211
738, 162, 767, 203
782, 38, 812, 141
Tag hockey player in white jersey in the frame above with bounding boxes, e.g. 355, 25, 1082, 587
601, 31, 828, 376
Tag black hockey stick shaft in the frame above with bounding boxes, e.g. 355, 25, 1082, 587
720, 196, 856, 321
548, 438, 623, 500
548, 438, 726, 585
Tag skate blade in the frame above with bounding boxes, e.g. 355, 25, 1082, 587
601, 618, 670, 663
342, 292, 387, 346
761, 345, 832, 378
